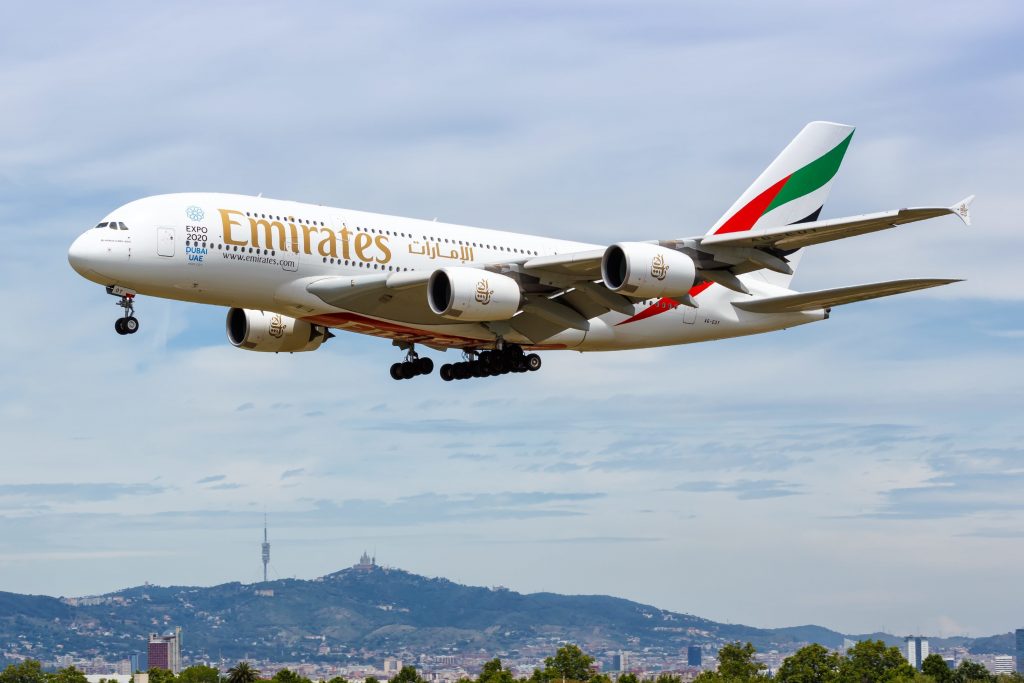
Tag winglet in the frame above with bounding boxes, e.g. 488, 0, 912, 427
951, 194, 974, 226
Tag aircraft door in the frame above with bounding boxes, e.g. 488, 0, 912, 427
157, 228, 176, 257
682, 306, 696, 324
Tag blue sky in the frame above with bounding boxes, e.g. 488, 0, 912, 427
1, 1, 1023, 639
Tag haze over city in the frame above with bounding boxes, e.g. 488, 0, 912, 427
1, 0, 1022, 641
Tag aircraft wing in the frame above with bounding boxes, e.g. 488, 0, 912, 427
732, 278, 960, 313
699, 196, 973, 252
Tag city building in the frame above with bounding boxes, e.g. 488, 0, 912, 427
905, 637, 929, 671
1017, 628, 1024, 674
994, 655, 1015, 674
687, 646, 702, 668
148, 627, 182, 674
384, 658, 403, 677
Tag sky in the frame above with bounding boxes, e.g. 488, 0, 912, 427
1, 1, 1023, 640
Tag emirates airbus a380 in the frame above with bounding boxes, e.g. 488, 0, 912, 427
68, 122, 972, 381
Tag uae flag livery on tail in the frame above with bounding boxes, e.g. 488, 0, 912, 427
709, 121, 855, 236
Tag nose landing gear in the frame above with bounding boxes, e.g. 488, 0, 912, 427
107, 285, 139, 335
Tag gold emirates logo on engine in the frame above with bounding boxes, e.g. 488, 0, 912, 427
475, 278, 494, 305
218, 209, 392, 265
651, 253, 669, 280
269, 314, 286, 338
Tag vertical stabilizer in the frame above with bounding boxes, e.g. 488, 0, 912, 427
708, 121, 854, 236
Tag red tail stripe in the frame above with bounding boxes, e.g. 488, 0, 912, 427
714, 175, 791, 235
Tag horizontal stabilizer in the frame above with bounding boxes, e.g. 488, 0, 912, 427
733, 278, 961, 313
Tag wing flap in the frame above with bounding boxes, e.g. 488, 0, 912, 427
733, 278, 961, 313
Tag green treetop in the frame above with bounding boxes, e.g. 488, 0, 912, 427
836, 640, 915, 683
544, 645, 595, 683
226, 662, 260, 683
776, 643, 841, 683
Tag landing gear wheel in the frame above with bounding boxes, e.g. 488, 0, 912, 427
123, 316, 139, 334
390, 363, 403, 380
400, 362, 417, 380
417, 357, 434, 375
440, 364, 454, 381
114, 318, 128, 335
526, 353, 542, 371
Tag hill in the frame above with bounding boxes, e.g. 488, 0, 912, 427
0, 565, 1007, 664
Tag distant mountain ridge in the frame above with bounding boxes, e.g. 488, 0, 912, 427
0, 565, 1011, 664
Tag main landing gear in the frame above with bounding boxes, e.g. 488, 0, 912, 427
439, 344, 541, 382
107, 285, 140, 335
390, 345, 434, 381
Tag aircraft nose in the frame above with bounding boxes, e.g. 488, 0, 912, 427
68, 232, 97, 275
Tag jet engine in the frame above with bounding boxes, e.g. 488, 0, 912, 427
226, 308, 331, 353
427, 267, 521, 321
601, 242, 697, 299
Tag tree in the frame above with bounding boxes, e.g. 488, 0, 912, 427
588, 675, 612, 683
954, 661, 994, 683
526, 670, 548, 683
326, 677, 348, 683
178, 666, 220, 683
390, 668, 422, 683
148, 669, 177, 683
544, 645, 595, 682
837, 640, 915, 683
272, 671, 312, 683
653, 675, 681, 683
618, 675, 639, 683
479, 660, 514, 683
365, 677, 380, 683
921, 654, 951, 683
227, 662, 260, 683
777, 644, 841, 683
49, 668, 88, 683
719, 642, 765, 681
0, 660, 47, 683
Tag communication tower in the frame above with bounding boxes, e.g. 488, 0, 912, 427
261, 514, 270, 583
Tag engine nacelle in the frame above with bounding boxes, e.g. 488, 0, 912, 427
226, 308, 330, 353
601, 242, 697, 299
427, 267, 521, 321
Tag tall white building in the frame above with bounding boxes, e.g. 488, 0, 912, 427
905, 637, 929, 670
994, 656, 1015, 674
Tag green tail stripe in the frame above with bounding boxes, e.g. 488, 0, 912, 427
765, 131, 854, 214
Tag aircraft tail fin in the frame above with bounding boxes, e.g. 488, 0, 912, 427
707, 121, 855, 237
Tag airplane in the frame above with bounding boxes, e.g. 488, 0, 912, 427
67, 121, 973, 381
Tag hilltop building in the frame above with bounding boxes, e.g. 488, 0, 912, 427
687, 646, 702, 667
905, 637, 929, 671
355, 551, 377, 571
148, 628, 182, 674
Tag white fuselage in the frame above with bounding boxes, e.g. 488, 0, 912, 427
68, 193, 823, 352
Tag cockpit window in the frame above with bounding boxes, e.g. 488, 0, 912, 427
95, 222, 108, 229
109, 223, 118, 229
118, 222, 128, 230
